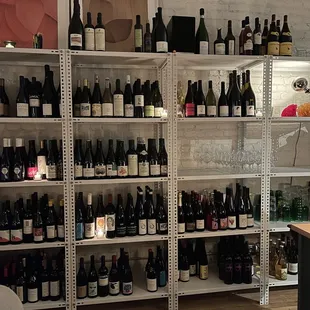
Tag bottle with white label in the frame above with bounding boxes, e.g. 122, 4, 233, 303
23, 199, 33, 243
146, 188, 157, 235
229, 70, 242, 117
87, 255, 98, 298
46, 199, 57, 242
11, 201, 23, 244
195, 8, 209, 54
153, 81, 164, 118
42, 65, 54, 118
113, 79, 124, 117
77, 257, 87, 299
40, 255, 50, 301
195, 80, 206, 116
46, 140, 57, 180
74, 80, 82, 117
57, 199, 65, 241
80, 79, 91, 117
206, 81, 217, 117
83, 140, 95, 179
124, 75, 134, 117
242, 70, 256, 117
85, 193, 95, 239
16, 76, 29, 117
50, 259, 60, 301
144, 80, 154, 117
95, 13, 106, 51
102, 78, 113, 117
91, 75, 102, 117
134, 79, 144, 117
243, 16, 253, 55
106, 194, 116, 239
74, 139, 83, 179
253, 17, 262, 55
155, 7, 168, 53
85, 12, 95, 51
224, 20, 235, 55
218, 81, 229, 117
0, 203, 10, 245
134, 15, 143, 52
16, 259, 27, 303
27, 259, 39, 303
148, 139, 160, 177
94, 139, 106, 178
69, 0, 84, 50
279, 15, 292, 56
127, 139, 138, 177
214, 28, 225, 55
136, 187, 147, 235
179, 252, 190, 282
146, 250, 158, 291
137, 137, 149, 177
29, 77, 41, 117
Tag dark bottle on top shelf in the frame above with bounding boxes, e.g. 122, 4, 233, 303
1, 138, 11, 182
106, 194, 116, 239
69, 0, 84, 50
0, 78, 9, 117
261, 19, 269, 55
225, 20, 235, 55
154, 7, 168, 53
95, 13, 105, 51
280, 15, 292, 56
214, 28, 225, 55
98, 255, 109, 297
253, 17, 262, 56
16, 76, 29, 117
77, 257, 87, 299
144, 22, 152, 53
151, 15, 157, 53
85, 12, 95, 51
243, 16, 253, 55
195, 8, 209, 55
267, 14, 280, 56
134, 15, 143, 52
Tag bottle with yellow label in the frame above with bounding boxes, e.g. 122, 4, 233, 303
275, 244, 288, 280
280, 15, 292, 56
267, 14, 279, 56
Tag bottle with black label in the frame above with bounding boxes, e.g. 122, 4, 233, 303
85, 12, 95, 51
225, 20, 235, 55
85, 193, 95, 239
113, 79, 124, 117
116, 194, 126, 237
77, 257, 87, 299
136, 187, 146, 235
214, 28, 225, 55
124, 75, 134, 117
91, 75, 102, 117
68, 0, 84, 50
98, 255, 109, 297
87, 255, 98, 298
229, 70, 242, 117
95, 13, 105, 51
83, 140, 94, 179
253, 17, 262, 55
134, 15, 143, 52
16, 76, 29, 117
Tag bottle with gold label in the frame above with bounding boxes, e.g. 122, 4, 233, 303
280, 15, 292, 56
275, 244, 287, 280
267, 14, 279, 56
197, 239, 209, 280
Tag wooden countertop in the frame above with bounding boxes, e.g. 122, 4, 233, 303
290, 223, 310, 239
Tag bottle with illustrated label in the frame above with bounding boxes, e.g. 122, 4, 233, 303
0, 138, 11, 182
50, 259, 60, 301
83, 140, 94, 179
37, 140, 47, 179
74, 80, 82, 117
280, 15, 292, 56
154, 7, 168, 53
27, 140, 37, 180
69, 0, 84, 50
230, 70, 242, 117
109, 255, 120, 296
124, 75, 134, 117
116, 194, 126, 237
106, 194, 116, 239
106, 139, 117, 178
95, 194, 105, 237
122, 253, 133, 295
242, 70, 256, 117
217, 192, 227, 230
156, 194, 168, 235
206, 81, 217, 117
94, 139, 106, 178
46, 199, 57, 242
137, 137, 149, 177
95, 13, 105, 51
74, 139, 83, 179
27, 259, 39, 303
184, 80, 195, 117
13, 138, 25, 181
33, 201, 44, 243
195, 80, 206, 117
77, 257, 87, 299
235, 184, 247, 229
16, 76, 29, 117
116, 140, 128, 177
144, 22, 152, 52
98, 255, 109, 297
214, 28, 225, 55
243, 16, 253, 55
225, 188, 236, 230
57, 199, 65, 241
225, 20, 235, 55
102, 78, 113, 117
144, 80, 154, 117
208, 192, 218, 231
148, 139, 160, 177
85, 12, 95, 51
29, 77, 41, 117
80, 79, 91, 117
134, 79, 144, 118
146, 188, 156, 235
85, 193, 95, 239
113, 79, 124, 117
91, 75, 102, 117
253, 17, 262, 55
87, 255, 98, 298
134, 15, 143, 52
40, 255, 49, 301
268, 14, 280, 56
46, 140, 57, 180
195, 8, 209, 55
218, 81, 229, 117
127, 139, 138, 177
136, 187, 146, 235
239, 20, 245, 55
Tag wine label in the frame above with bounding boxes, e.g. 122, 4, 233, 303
127, 224, 137, 235
80, 103, 91, 117
275, 264, 287, 280
228, 40, 235, 55
28, 288, 38, 302
189, 265, 196, 276
74, 103, 81, 117
0, 103, 4, 116
138, 162, 149, 177
106, 164, 117, 176
106, 214, 115, 231
42, 281, 49, 298
57, 225, 65, 239
88, 281, 98, 297
207, 106, 216, 117
196, 219, 205, 230
96, 217, 105, 236
215, 43, 225, 55
17, 103, 29, 117
199, 41, 209, 55
70, 34, 82, 47
246, 104, 255, 116
247, 216, 254, 227
288, 263, 298, 274
47, 165, 57, 179
37, 155, 47, 176
254, 33, 262, 45
85, 222, 95, 238
159, 270, 166, 286
147, 219, 156, 235
116, 224, 126, 236
27, 166, 38, 179
23, 219, 33, 234
102, 103, 113, 116
29, 98, 40, 107
180, 270, 190, 282
156, 41, 168, 53
95, 28, 106, 51
238, 214, 248, 228
186, 222, 195, 231
178, 223, 185, 234
220, 218, 228, 229
76, 222, 84, 240
16, 286, 24, 302
244, 39, 253, 51
233, 106, 241, 117
268, 42, 280, 56
50, 280, 60, 297
145, 105, 155, 117
185, 103, 195, 117
109, 281, 120, 295
95, 165, 106, 177
92, 103, 101, 117
159, 222, 168, 232
77, 285, 87, 298
11, 229, 23, 242
113, 94, 124, 116
212, 219, 218, 230
99, 276, 108, 286
146, 278, 157, 291
197, 105, 206, 116
125, 104, 134, 117
280, 42, 292, 56
160, 165, 167, 176
155, 107, 163, 118
139, 219, 147, 235
135, 29, 143, 48
117, 165, 128, 177
135, 95, 144, 107
200, 265, 208, 279
47, 225, 56, 239
228, 216, 236, 229
219, 106, 229, 116
150, 164, 160, 176
122, 281, 133, 295
0, 230, 10, 243
75, 165, 83, 178
43, 103, 52, 116
34, 227, 43, 242
128, 155, 138, 176
1, 167, 9, 177
85, 28, 95, 51
83, 167, 95, 178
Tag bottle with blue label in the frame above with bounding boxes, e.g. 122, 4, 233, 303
155, 246, 167, 287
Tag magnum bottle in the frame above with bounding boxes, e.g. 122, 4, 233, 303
195, 8, 209, 54
154, 7, 168, 53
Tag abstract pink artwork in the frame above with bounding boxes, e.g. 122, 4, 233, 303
0, 0, 58, 49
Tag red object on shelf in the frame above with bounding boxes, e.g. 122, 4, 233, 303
281, 104, 298, 117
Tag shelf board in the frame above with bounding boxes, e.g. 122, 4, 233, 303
269, 274, 298, 287
178, 117, 262, 123
0, 242, 65, 252
269, 221, 310, 232
178, 226, 261, 239
178, 270, 259, 296
75, 235, 168, 246
73, 117, 168, 124
0, 118, 63, 123
0, 180, 64, 188
23, 300, 66, 309
270, 167, 310, 177
74, 177, 169, 186
271, 117, 310, 123
178, 169, 261, 181
76, 284, 168, 306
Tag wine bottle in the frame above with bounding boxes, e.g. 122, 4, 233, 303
124, 75, 134, 117
0, 138, 10, 182
253, 17, 262, 56
197, 239, 208, 280
156, 194, 168, 234
75, 195, 84, 240
83, 140, 94, 179
0, 79, 6, 116
242, 241, 253, 284
288, 239, 298, 275
236, 184, 247, 229
77, 258, 87, 299
146, 188, 156, 235
116, 140, 128, 177
106, 194, 116, 239
57, 199, 65, 241
206, 80, 217, 117
243, 16, 253, 55
95, 12, 106, 51
225, 20, 235, 55
0, 203, 9, 244
229, 70, 242, 117
148, 139, 160, 177
74, 139, 83, 179
102, 78, 113, 117
134, 15, 143, 52
245, 187, 254, 228
194, 194, 204, 231
195, 80, 206, 117
185, 194, 195, 232
116, 194, 126, 237
210, 192, 219, 231
16, 258, 27, 303
179, 247, 189, 282
184, 80, 195, 117
178, 192, 185, 234
277, 19, 281, 34
74, 80, 82, 117
239, 20, 245, 55
267, 14, 280, 56
153, 81, 163, 118
69, 0, 84, 50
109, 255, 120, 296
137, 137, 149, 177
98, 255, 109, 297
94, 139, 106, 178
106, 139, 117, 178
280, 15, 292, 56
1, 79, 9, 117
26, 140, 37, 180
195, 8, 209, 54
261, 19, 269, 55
49, 258, 60, 301
134, 79, 144, 118
158, 138, 168, 177
37, 140, 47, 179
144, 22, 152, 52
136, 187, 147, 235
85, 193, 95, 239
27, 259, 39, 303
16, 76, 29, 117
91, 75, 102, 117
127, 139, 138, 177
56, 139, 63, 181
23, 199, 33, 243
46, 140, 57, 180
155, 246, 166, 287
80, 79, 91, 117
113, 79, 124, 117
95, 194, 105, 237
146, 250, 158, 291
87, 255, 98, 298
233, 238, 243, 284
217, 192, 228, 230
242, 70, 256, 117
121, 253, 133, 295
144, 80, 154, 118
154, 7, 168, 53
29, 77, 41, 117
151, 15, 157, 52
218, 81, 229, 117
33, 202, 44, 243
11, 201, 23, 244
125, 193, 137, 236
85, 12, 95, 51
214, 28, 225, 55
46, 199, 57, 242
225, 188, 236, 230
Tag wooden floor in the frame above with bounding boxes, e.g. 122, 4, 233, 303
86, 288, 297, 310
